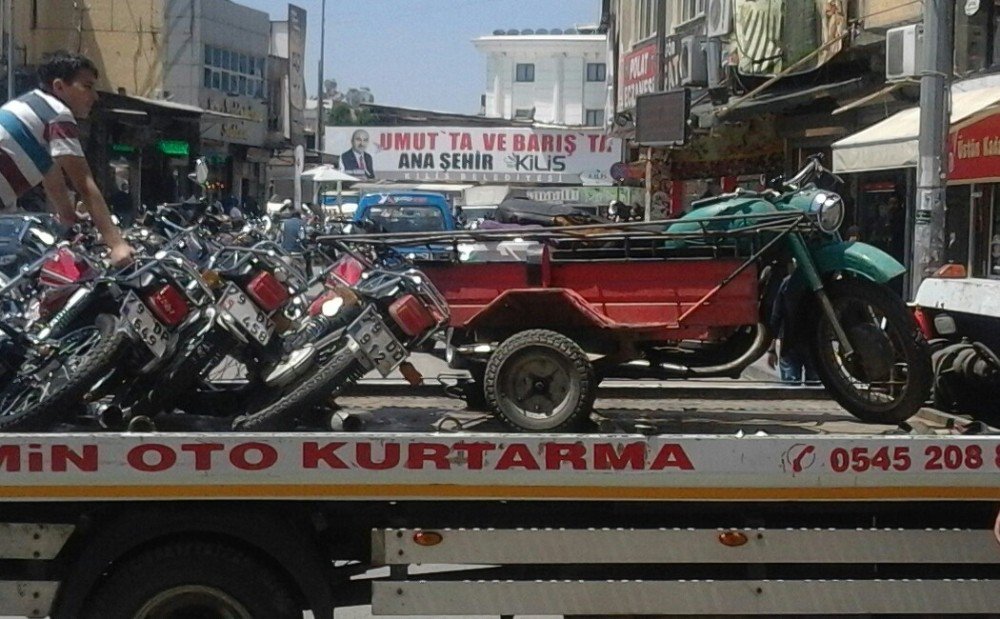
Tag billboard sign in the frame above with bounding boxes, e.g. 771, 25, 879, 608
618, 43, 659, 111
287, 4, 307, 144
325, 126, 620, 184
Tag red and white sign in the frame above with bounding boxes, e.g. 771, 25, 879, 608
325, 126, 619, 185
949, 110, 1000, 183
617, 43, 659, 111
1, 434, 999, 503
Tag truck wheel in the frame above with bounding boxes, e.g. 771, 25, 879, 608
484, 329, 596, 431
81, 541, 299, 619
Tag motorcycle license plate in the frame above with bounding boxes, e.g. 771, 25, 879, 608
220, 282, 273, 345
121, 292, 170, 358
346, 306, 406, 377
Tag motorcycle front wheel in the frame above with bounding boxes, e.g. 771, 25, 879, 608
808, 278, 931, 425
0, 314, 128, 431
232, 342, 365, 431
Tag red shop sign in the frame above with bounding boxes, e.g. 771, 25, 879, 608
949, 111, 1000, 182
618, 43, 659, 111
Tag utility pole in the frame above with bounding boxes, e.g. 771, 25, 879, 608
316, 0, 326, 154
911, 0, 953, 296
6, 0, 14, 101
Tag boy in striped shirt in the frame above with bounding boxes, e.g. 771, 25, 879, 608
0, 51, 132, 265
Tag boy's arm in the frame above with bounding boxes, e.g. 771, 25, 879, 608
56, 155, 133, 264
40, 166, 77, 226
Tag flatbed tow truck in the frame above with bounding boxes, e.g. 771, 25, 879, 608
1, 385, 999, 618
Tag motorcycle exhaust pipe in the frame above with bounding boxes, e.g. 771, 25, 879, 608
645, 323, 772, 379
329, 410, 373, 432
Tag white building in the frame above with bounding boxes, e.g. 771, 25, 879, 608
473, 27, 608, 126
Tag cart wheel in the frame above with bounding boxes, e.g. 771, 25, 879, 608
484, 329, 596, 431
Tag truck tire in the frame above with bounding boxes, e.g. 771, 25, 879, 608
0, 314, 128, 431
80, 541, 299, 619
484, 329, 596, 431
232, 342, 365, 431
808, 278, 932, 425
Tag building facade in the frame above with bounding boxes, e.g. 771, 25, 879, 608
473, 27, 609, 126
6, 0, 305, 207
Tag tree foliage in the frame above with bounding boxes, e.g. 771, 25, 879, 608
326, 102, 375, 126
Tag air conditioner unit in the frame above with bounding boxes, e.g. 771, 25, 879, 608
680, 36, 708, 87
885, 23, 923, 81
706, 0, 732, 38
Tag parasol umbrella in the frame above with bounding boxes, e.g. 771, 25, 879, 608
301, 165, 358, 213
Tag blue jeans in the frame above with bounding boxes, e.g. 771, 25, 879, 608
778, 352, 817, 384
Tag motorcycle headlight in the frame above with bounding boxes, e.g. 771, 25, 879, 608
810, 192, 844, 233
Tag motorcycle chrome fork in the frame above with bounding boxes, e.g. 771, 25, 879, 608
786, 234, 855, 359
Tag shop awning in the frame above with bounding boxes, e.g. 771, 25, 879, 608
832, 86, 1000, 173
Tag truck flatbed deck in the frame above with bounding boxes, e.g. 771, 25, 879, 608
1, 392, 997, 618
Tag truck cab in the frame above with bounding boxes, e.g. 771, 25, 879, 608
352, 190, 457, 260
353, 191, 456, 233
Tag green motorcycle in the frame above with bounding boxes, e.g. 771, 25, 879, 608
666, 154, 931, 424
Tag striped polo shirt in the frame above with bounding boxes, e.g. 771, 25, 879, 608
0, 89, 83, 207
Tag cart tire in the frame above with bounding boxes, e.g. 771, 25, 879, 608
484, 329, 596, 431
80, 541, 299, 619
808, 278, 931, 425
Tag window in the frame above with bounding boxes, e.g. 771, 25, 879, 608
633, 0, 656, 42
585, 109, 604, 126
202, 48, 266, 97
514, 108, 534, 119
515, 63, 535, 82
681, 0, 707, 23
586, 62, 606, 82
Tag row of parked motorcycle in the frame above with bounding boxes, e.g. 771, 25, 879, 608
0, 175, 449, 433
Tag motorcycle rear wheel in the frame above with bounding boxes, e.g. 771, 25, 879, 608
232, 342, 364, 431
0, 314, 128, 431
808, 278, 931, 425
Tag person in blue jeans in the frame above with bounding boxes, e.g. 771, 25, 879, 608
767, 261, 818, 384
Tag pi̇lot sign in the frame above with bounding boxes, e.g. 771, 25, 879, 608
949, 109, 1000, 183
618, 42, 659, 111
325, 126, 619, 184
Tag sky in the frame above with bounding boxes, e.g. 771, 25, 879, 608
237, 0, 601, 115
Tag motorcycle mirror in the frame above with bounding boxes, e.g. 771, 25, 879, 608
194, 158, 209, 185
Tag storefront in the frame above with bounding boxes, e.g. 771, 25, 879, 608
946, 105, 1000, 278
832, 85, 1000, 296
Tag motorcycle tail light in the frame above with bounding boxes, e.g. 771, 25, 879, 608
330, 255, 365, 285
40, 248, 86, 286
389, 294, 436, 337
146, 284, 190, 326
246, 270, 289, 313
